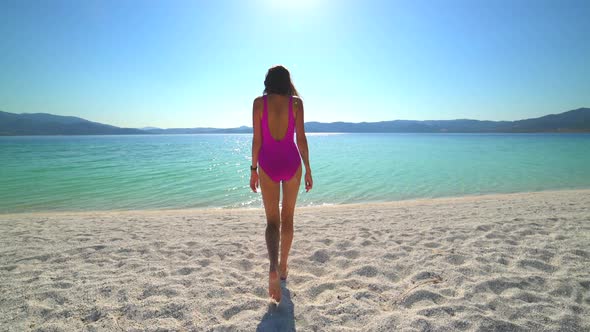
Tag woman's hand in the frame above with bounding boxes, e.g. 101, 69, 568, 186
250, 171, 259, 192
305, 171, 313, 192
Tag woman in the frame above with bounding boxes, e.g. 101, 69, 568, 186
249, 65, 313, 303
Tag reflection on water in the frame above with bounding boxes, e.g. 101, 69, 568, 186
1, 133, 590, 213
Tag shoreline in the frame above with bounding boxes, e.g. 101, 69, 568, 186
2, 187, 590, 218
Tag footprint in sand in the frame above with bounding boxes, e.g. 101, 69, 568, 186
138, 285, 179, 300
151, 241, 166, 248
309, 249, 330, 264
175, 267, 198, 276
35, 290, 68, 305
474, 276, 545, 295
307, 282, 336, 299
340, 249, 360, 259
198, 259, 211, 267
400, 290, 444, 308
518, 259, 557, 273
416, 306, 456, 318
570, 249, 590, 259
578, 280, 590, 290
349, 265, 379, 278
237, 258, 253, 271
360, 239, 372, 246
475, 224, 493, 232
82, 307, 105, 323
445, 254, 466, 266
221, 300, 264, 320
336, 240, 353, 250
0, 265, 17, 272
52, 281, 74, 289
16, 254, 51, 263
382, 252, 406, 260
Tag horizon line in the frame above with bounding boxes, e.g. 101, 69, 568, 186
137, 107, 588, 130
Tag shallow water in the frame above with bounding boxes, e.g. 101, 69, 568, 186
1, 133, 589, 213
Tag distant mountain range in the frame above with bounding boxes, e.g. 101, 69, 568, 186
303, 107, 590, 133
1, 108, 589, 136
0, 111, 146, 135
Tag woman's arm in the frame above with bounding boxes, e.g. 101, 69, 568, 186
250, 97, 263, 192
294, 97, 313, 191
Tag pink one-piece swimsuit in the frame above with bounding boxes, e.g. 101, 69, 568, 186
258, 95, 302, 182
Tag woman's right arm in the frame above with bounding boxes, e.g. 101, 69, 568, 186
294, 97, 313, 192
250, 97, 263, 192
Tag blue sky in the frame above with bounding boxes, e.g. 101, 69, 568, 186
1, 0, 589, 128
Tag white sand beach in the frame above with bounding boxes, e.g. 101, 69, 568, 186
1, 189, 589, 331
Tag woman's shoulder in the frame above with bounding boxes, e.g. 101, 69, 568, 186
292, 96, 303, 109
253, 96, 265, 108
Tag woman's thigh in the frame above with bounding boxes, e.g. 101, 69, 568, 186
259, 167, 281, 222
281, 165, 302, 220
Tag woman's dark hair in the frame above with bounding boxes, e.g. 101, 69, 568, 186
263, 65, 299, 97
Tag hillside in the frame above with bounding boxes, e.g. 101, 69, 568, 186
1, 108, 588, 135
0, 111, 148, 135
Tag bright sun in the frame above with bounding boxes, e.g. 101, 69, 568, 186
267, 0, 321, 10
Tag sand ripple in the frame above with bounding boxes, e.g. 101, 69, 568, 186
1, 190, 589, 331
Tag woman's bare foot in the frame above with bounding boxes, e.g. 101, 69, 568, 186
269, 270, 281, 303
279, 263, 288, 280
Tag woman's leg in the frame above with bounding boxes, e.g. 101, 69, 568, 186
279, 165, 302, 279
258, 167, 282, 302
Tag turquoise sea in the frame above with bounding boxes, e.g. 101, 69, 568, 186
1, 133, 590, 213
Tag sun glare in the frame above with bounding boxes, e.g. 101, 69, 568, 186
266, 0, 321, 10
